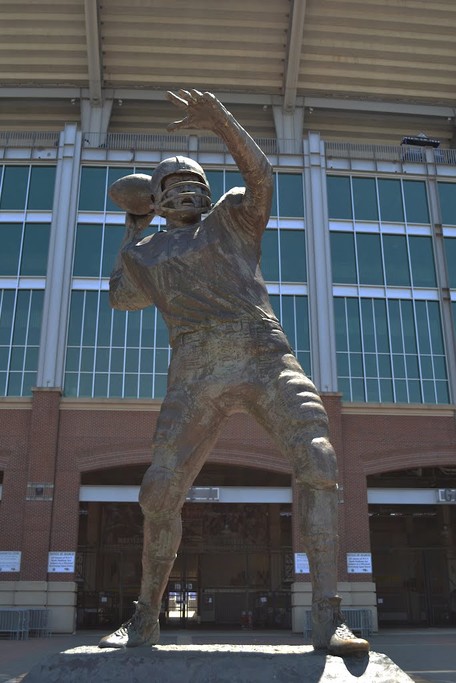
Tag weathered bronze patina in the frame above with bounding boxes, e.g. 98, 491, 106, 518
98, 89, 369, 656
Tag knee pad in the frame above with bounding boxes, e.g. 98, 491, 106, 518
296, 437, 338, 489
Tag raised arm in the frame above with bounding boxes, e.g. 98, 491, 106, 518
109, 213, 154, 311
167, 89, 273, 231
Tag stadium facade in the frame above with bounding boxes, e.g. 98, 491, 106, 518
0, 0, 455, 634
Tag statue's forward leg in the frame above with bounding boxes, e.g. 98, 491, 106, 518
252, 353, 369, 656
99, 386, 225, 648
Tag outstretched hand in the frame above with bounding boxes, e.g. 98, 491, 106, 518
166, 89, 230, 133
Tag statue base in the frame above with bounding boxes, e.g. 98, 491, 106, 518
22, 643, 414, 682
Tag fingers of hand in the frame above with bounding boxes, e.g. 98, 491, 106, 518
166, 91, 188, 109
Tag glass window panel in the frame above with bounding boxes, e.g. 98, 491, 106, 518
357, 234, 383, 285
388, 300, 403, 353
280, 296, 295, 347
337, 352, 349, 376
106, 167, 135, 211
361, 299, 377, 352
28, 166, 56, 210
94, 373, 109, 397
403, 180, 429, 223
420, 355, 433, 379
225, 171, 243, 191
366, 378, 380, 402
10, 346, 24, 371
126, 310, 141, 347
140, 348, 154, 373
154, 374, 168, 398
393, 354, 406, 377
0, 346, 8, 370
350, 352, 363, 376
351, 378, 365, 401
0, 166, 29, 209
110, 348, 124, 372
408, 379, 422, 403
364, 353, 377, 376
327, 176, 352, 219
436, 381, 450, 404
67, 291, 84, 345
82, 292, 98, 346
296, 351, 311, 375
409, 236, 436, 287
444, 238, 456, 288
383, 235, 410, 286
20, 223, 50, 276
278, 173, 304, 218
401, 301, 417, 353
415, 300, 431, 353
124, 373, 138, 397
379, 379, 394, 402
109, 374, 123, 397
125, 348, 139, 372
374, 299, 389, 353
24, 346, 38, 371
74, 224, 103, 276
79, 373, 93, 396
141, 307, 155, 347
205, 170, 224, 205
102, 225, 125, 277
97, 293, 112, 346
295, 296, 309, 353
433, 356, 447, 380
270, 176, 277, 217
7, 372, 23, 396
13, 291, 30, 345
353, 177, 378, 221
155, 348, 169, 373
95, 347, 109, 372
427, 302, 444, 354
0, 224, 22, 275
438, 183, 456, 225
331, 233, 356, 284
395, 379, 408, 402
27, 291, 43, 345
66, 347, 80, 372
378, 354, 392, 378
111, 309, 126, 345
378, 179, 404, 222
334, 298, 348, 351
280, 230, 306, 282
64, 373, 78, 397
22, 372, 36, 396
346, 298, 361, 351
79, 167, 106, 211
0, 291, 15, 345
405, 354, 419, 379
139, 374, 153, 398
338, 377, 351, 400
261, 230, 279, 281
80, 347, 95, 372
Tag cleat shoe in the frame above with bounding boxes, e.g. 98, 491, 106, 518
312, 596, 370, 657
98, 601, 160, 649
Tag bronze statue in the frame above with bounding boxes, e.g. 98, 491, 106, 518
98, 89, 369, 656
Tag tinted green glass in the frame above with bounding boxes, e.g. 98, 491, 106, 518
97, 292, 112, 346
261, 230, 279, 281
110, 348, 124, 372
67, 291, 84, 345
383, 235, 410, 285
401, 300, 417, 353
12, 291, 30, 345
79, 167, 106, 211
126, 310, 141, 347
415, 300, 431, 354
374, 299, 389, 353
94, 373, 109, 397
433, 356, 447, 380
366, 378, 380, 401
0, 224, 22, 275
66, 347, 80, 372
295, 296, 309, 353
102, 225, 124, 277
378, 179, 403, 222
27, 290, 43, 344
80, 347, 95, 372
111, 309, 126, 345
106, 167, 135, 212
139, 374, 153, 398
334, 298, 348, 351
280, 296, 295, 348
24, 346, 38, 371
280, 230, 306, 282
422, 380, 436, 403
73, 224, 103, 276
436, 381, 449, 403
357, 233, 383, 285
409, 236, 436, 287
360, 299, 375, 352
388, 300, 404, 353
154, 374, 168, 398
0, 166, 29, 209
271, 176, 277, 217
205, 170, 224, 204
125, 348, 139, 373
444, 238, 456, 288
141, 307, 155, 347
379, 379, 394, 402
403, 180, 429, 223
155, 348, 169, 373
346, 298, 361, 351
10, 346, 24, 371
438, 182, 456, 225
330, 233, 356, 284
351, 378, 365, 401
278, 173, 304, 218
225, 171, 243, 191
141, 348, 154, 373
95, 347, 109, 372
82, 292, 98, 345
28, 166, 56, 210
427, 301, 444, 354
7, 372, 23, 396
353, 177, 378, 221
327, 176, 352, 219
20, 223, 50, 275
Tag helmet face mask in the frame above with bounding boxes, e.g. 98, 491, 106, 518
151, 157, 212, 222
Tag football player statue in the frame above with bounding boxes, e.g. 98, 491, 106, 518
98, 89, 369, 656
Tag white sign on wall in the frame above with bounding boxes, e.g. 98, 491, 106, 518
294, 552, 310, 574
48, 551, 76, 573
0, 551, 21, 572
347, 553, 372, 574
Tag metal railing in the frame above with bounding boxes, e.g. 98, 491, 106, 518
325, 141, 426, 163
0, 131, 60, 148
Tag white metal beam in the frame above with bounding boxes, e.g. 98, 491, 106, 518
84, 0, 103, 105
283, 0, 307, 112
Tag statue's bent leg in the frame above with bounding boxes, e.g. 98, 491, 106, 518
99, 384, 225, 648
252, 350, 369, 655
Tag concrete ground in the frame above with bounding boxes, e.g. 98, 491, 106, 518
0, 628, 455, 683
